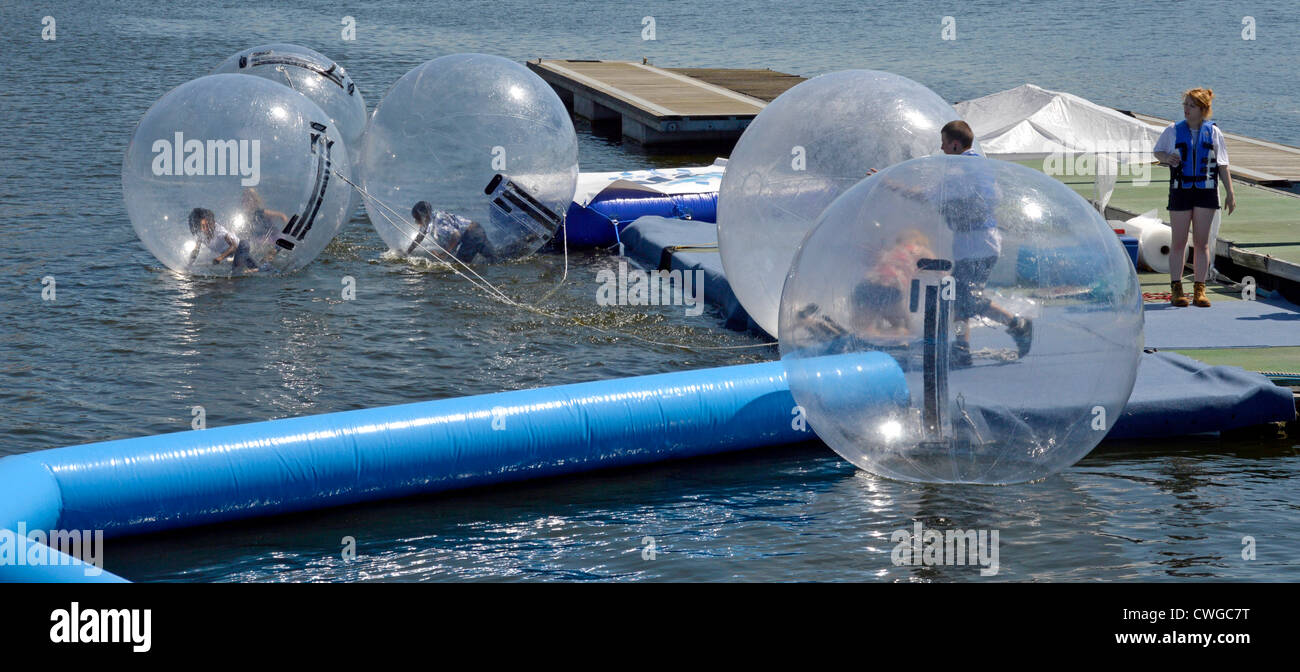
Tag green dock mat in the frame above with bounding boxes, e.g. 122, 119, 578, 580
1020, 161, 1300, 267
1169, 347, 1300, 385
1013, 162, 1300, 384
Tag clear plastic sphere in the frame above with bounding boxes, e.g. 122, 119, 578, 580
122, 74, 353, 276
212, 44, 367, 216
211, 44, 367, 167
360, 53, 578, 262
719, 70, 975, 337
779, 155, 1143, 484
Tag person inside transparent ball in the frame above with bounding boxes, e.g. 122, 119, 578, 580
407, 201, 494, 264
240, 187, 291, 265
789, 228, 939, 359
185, 207, 261, 273
405, 173, 560, 263
853, 229, 937, 337
859, 120, 1033, 366
780, 153, 1142, 484
407, 200, 543, 265
360, 55, 576, 266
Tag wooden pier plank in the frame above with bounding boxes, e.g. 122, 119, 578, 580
531, 60, 766, 118
664, 67, 806, 103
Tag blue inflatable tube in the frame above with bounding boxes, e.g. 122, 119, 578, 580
0, 537, 127, 583
562, 191, 718, 247
0, 354, 905, 570
0, 456, 128, 581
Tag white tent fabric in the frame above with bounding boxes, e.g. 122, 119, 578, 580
955, 84, 1162, 163
956, 84, 1165, 213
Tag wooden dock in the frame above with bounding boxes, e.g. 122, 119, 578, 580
662, 67, 806, 104
530, 59, 1300, 190
526, 59, 803, 145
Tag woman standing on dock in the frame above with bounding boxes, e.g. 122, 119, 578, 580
1153, 88, 1236, 307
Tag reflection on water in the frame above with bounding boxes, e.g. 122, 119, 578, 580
106, 438, 1300, 582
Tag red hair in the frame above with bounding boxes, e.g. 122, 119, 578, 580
1183, 88, 1214, 119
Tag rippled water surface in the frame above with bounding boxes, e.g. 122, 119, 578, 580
1, 0, 1296, 581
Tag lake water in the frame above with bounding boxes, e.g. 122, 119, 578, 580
1, 0, 1296, 581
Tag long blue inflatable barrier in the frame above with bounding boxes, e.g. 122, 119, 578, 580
0, 353, 906, 581
562, 191, 718, 247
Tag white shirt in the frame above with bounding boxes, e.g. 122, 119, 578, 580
953, 228, 1002, 261
430, 211, 473, 247
1154, 123, 1230, 166
204, 224, 240, 255
950, 149, 1002, 261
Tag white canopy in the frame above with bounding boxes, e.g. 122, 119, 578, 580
956, 84, 1169, 213
956, 84, 1162, 162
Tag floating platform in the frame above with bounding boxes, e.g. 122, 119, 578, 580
619, 214, 1299, 418
1050, 163, 1300, 301
619, 216, 753, 331
526, 60, 800, 145
562, 162, 725, 247
530, 58, 1300, 187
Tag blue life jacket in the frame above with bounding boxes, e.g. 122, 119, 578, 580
1172, 120, 1217, 190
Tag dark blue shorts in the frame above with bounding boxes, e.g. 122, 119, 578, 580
953, 256, 996, 320
1168, 187, 1219, 211
852, 281, 904, 313
453, 221, 490, 262
230, 240, 258, 270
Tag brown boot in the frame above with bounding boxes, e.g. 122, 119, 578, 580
1193, 282, 1211, 307
1170, 281, 1189, 307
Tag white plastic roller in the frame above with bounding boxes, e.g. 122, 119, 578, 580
1119, 210, 1189, 274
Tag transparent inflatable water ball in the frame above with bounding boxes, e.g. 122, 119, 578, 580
719, 69, 972, 337
212, 44, 367, 217
360, 53, 578, 263
779, 155, 1143, 484
211, 44, 367, 169
122, 74, 353, 276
